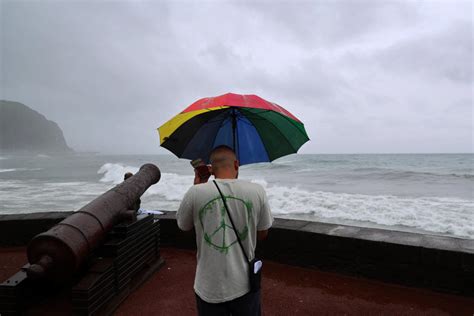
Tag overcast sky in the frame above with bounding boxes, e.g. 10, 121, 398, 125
1, 0, 472, 154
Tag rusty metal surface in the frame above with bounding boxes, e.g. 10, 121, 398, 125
25, 164, 161, 282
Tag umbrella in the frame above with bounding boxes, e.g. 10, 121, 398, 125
157, 93, 309, 165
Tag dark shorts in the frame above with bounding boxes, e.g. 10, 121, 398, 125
195, 290, 261, 316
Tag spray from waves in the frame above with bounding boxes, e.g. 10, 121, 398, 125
97, 163, 474, 238
97, 163, 193, 202
98, 163, 139, 183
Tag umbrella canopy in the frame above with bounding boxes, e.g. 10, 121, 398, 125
158, 93, 309, 165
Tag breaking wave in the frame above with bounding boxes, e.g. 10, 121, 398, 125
97, 163, 474, 238
98, 163, 139, 183
255, 179, 474, 238
351, 168, 474, 180
97, 163, 194, 209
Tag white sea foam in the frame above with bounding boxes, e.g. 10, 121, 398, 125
0, 169, 17, 173
0, 179, 111, 213
97, 163, 193, 205
258, 181, 474, 238
2, 161, 472, 238
0, 168, 43, 173
98, 163, 140, 183
94, 163, 474, 238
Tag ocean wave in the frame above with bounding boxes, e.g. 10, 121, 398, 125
97, 163, 193, 201
0, 169, 17, 173
352, 168, 473, 179
0, 168, 43, 173
258, 182, 474, 238
0, 179, 112, 213
98, 163, 139, 183
96, 162, 474, 238
242, 163, 293, 171
7, 162, 469, 238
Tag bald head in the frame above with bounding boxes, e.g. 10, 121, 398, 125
210, 145, 239, 179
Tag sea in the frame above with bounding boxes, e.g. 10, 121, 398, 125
0, 153, 473, 239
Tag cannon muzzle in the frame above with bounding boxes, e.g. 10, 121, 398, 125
25, 163, 161, 282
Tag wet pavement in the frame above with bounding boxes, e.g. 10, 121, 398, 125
1, 246, 473, 315
115, 248, 474, 316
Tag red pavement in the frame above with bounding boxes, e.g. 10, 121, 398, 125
0, 247, 27, 282
116, 247, 474, 316
1, 247, 473, 315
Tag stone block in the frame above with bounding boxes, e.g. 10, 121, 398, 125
299, 222, 335, 235
327, 226, 361, 238
459, 239, 474, 254
421, 235, 461, 252
274, 219, 310, 230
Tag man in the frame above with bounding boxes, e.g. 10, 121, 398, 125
177, 145, 273, 316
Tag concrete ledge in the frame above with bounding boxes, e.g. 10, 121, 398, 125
1, 211, 473, 296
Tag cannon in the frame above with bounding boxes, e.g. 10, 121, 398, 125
25, 163, 161, 282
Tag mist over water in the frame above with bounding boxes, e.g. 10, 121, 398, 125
0, 153, 472, 238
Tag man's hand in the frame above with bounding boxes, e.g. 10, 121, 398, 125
193, 166, 212, 185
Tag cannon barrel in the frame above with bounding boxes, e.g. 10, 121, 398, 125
25, 163, 161, 282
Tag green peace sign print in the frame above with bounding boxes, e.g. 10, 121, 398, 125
199, 195, 253, 254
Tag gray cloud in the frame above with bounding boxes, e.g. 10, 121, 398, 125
1, 0, 472, 154
373, 22, 473, 83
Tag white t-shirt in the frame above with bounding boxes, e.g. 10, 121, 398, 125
176, 178, 273, 303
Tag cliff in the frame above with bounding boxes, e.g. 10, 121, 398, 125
0, 100, 73, 153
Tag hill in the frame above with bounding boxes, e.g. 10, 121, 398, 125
0, 100, 73, 153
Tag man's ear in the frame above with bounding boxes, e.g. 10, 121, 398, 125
234, 160, 239, 170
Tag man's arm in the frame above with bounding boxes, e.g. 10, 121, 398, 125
257, 187, 273, 239
176, 188, 194, 231
255, 189, 270, 260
